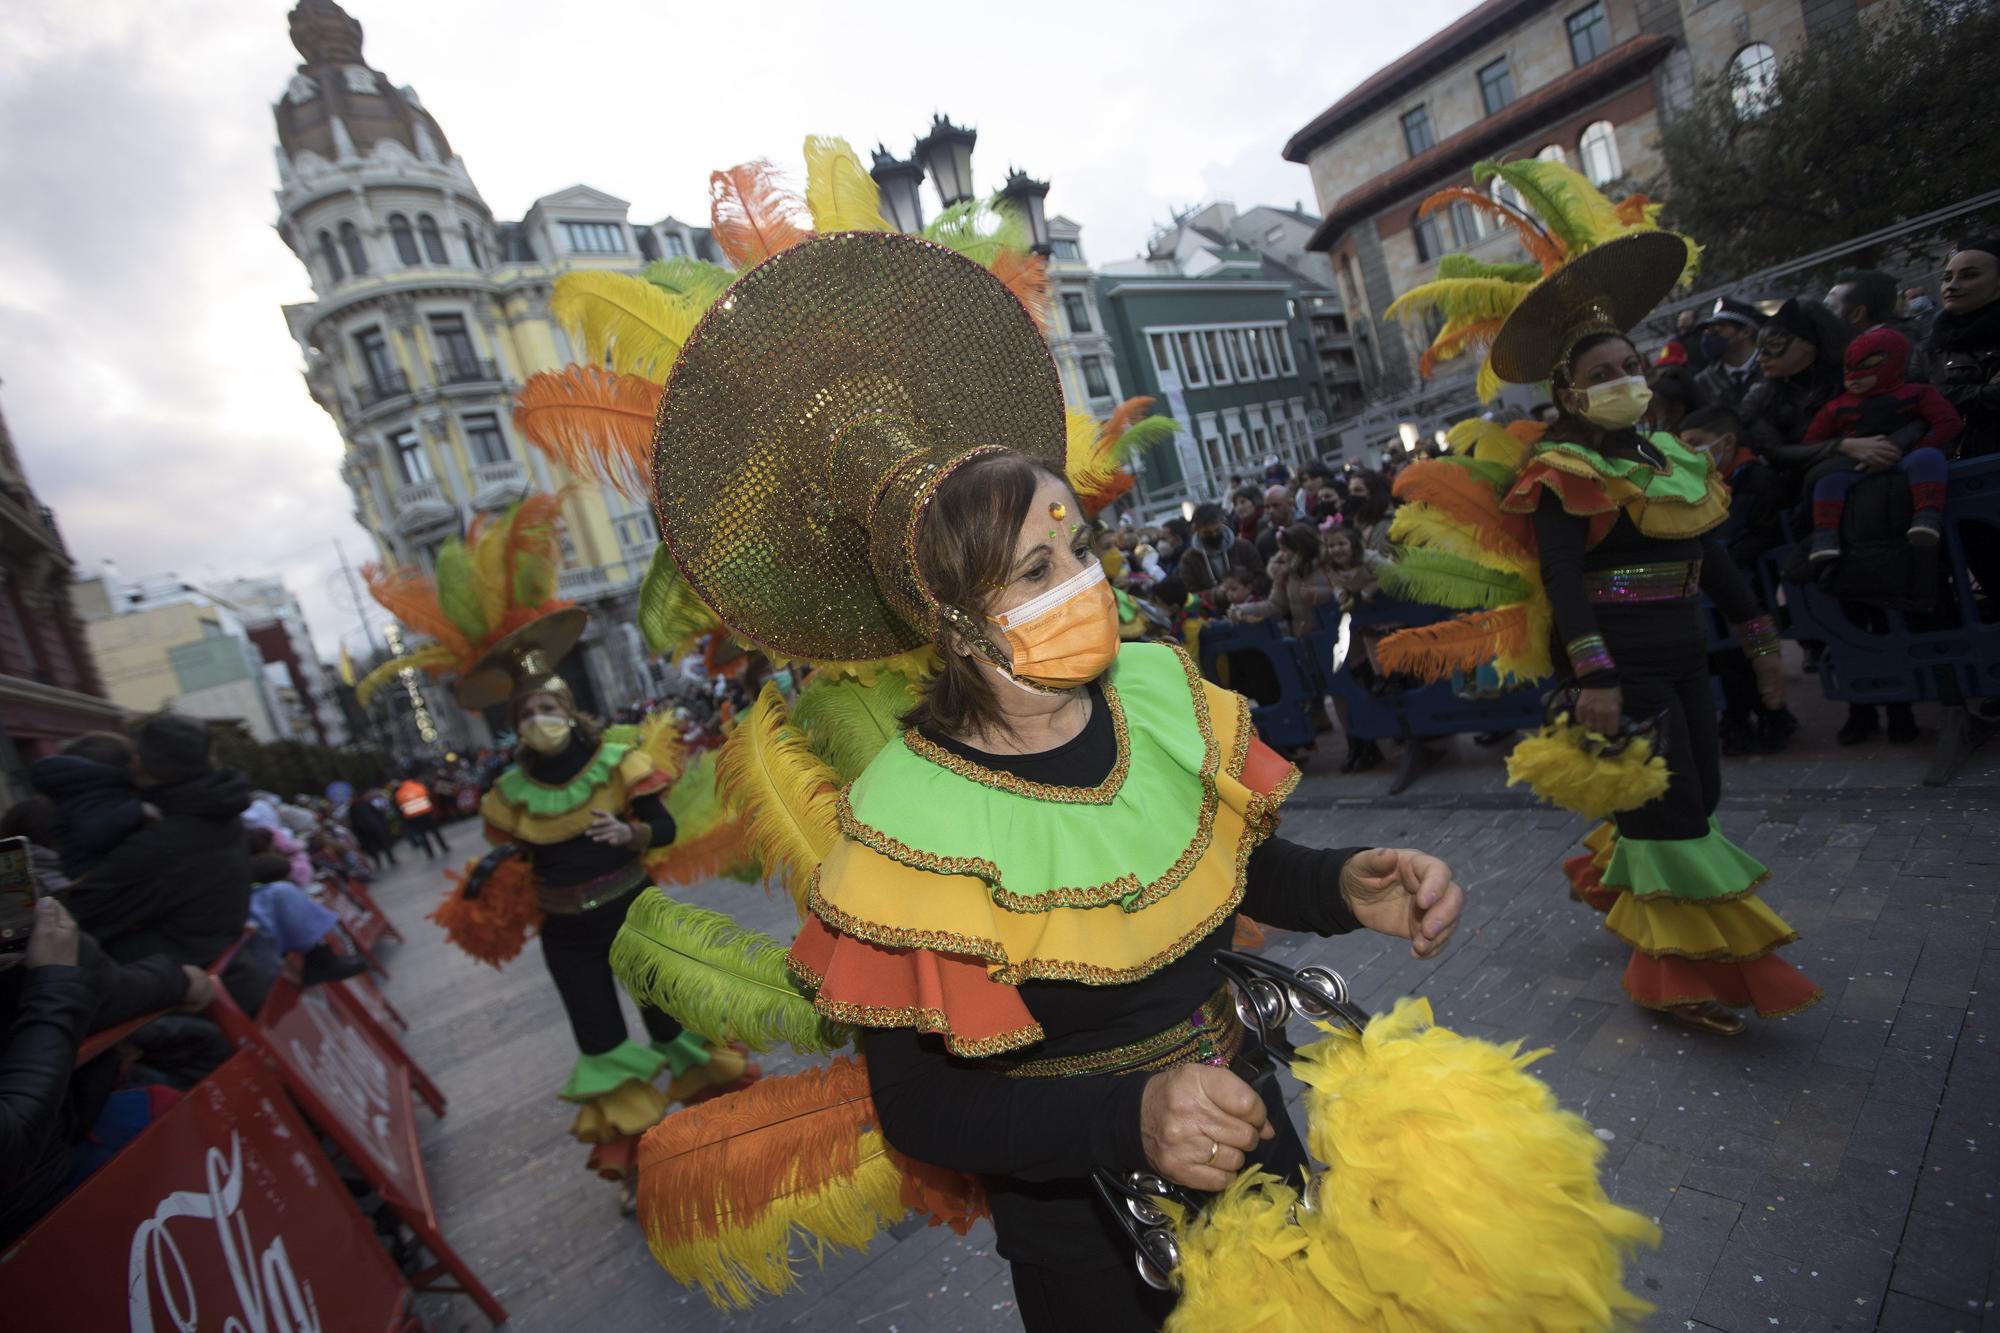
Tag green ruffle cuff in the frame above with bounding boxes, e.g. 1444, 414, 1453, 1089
652, 1030, 714, 1079
557, 1038, 667, 1103
1601, 818, 1770, 903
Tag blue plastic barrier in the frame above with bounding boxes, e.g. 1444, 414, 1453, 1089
1194, 618, 1320, 751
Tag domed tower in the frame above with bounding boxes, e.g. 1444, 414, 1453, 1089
273, 0, 665, 714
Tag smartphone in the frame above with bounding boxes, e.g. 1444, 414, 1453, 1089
0, 835, 37, 953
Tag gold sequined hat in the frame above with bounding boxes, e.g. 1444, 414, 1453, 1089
1488, 231, 1689, 385
454, 606, 587, 709
650, 231, 1066, 663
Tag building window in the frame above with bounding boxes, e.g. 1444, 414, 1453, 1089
1478, 58, 1515, 116
317, 230, 344, 281
1579, 121, 1622, 185
1230, 330, 1254, 380
1051, 238, 1083, 263
1400, 105, 1434, 157
1537, 143, 1568, 166
389, 213, 421, 266
1449, 200, 1483, 247
429, 314, 479, 379
338, 220, 368, 275
1252, 329, 1276, 378
636, 230, 660, 261
561, 221, 626, 254
1149, 333, 1174, 374
390, 429, 431, 485
1203, 331, 1233, 384
1252, 426, 1269, 456
1566, 2, 1610, 66
1081, 356, 1110, 398
1175, 332, 1208, 386
1229, 431, 1246, 460
417, 213, 448, 264
1730, 43, 1778, 116
462, 222, 485, 268
1412, 210, 1446, 263
663, 231, 688, 258
463, 413, 508, 465
353, 326, 400, 398
612, 498, 657, 551
1274, 334, 1296, 377
1062, 293, 1093, 333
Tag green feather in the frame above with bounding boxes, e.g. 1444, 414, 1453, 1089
637, 544, 722, 658
512, 549, 555, 607
1110, 417, 1182, 462
1438, 254, 1543, 284
1436, 454, 1516, 488
434, 537, 488, 641
921, 198, 1027, 268
609, 889, 851, 1055
643, 257, 734, 308
790, 671, 918, 783
1378, 549, 1531, 610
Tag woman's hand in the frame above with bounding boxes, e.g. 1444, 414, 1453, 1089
1139, 1063, 1275, 1192
585, 810, 635, 847
1575, 685, 1623, 735
1837, 435, 1900, 471
177, 965, 216, 1012
1751, 652, 1787, 709
1339, 848, 1464, 960
25, 897, 79, 970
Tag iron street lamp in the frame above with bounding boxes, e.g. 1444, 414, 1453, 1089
996, 168, 1053, 256
869, 145, 926, 234
914, 113, 978, 210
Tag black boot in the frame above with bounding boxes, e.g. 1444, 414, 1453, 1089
1836, 704, 1879, 746
300, 945, 369, 987
1718, 711, 1758, 757
1756, 706, 1799, 753
1886, 702, 1919, 744
1351, 739, 1384, 772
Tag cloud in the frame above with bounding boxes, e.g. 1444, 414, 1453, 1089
0, 0, 1469, 662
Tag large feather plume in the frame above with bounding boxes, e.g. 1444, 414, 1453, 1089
353, 643, 456, 707
988, 247, 1051, 330
1391, 461, 1536, 550
1378, 549, 1533, 610
635, 1058, 902, 1308
431, 855, 540, 967
433, 538, 488, 642
610, 890, 850, 1056
921, 198, 1028, 267
644, 256, 735, 308
513, 365, 662, 497
362, 564, 471, 660
789, 670, 917, 783
803, 136, 890, 234
1476, 159, 1629, 259
638, 544, 724, 659
550, 271, 702, 382
1383, 277, 1528, 331
1416, 186, 1562, 271
710, 161, 809, 269
1065, 397, 1178, 517
715, 683, 841, 913
648, 749, 760, 887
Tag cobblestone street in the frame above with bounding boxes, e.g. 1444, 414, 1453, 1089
386, 724, 2000, 1333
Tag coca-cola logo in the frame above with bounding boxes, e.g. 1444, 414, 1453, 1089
127, 1130, 320, 1333
286, 988, 400, 1183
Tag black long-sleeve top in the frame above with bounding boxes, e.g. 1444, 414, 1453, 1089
865, 681, 1362, 1271
508, 737, 676, 888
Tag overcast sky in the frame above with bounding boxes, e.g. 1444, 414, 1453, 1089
0, 0, 1470, 660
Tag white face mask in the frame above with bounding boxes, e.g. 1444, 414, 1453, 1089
1579, 375, 1654, 430
519, 715, 573, 754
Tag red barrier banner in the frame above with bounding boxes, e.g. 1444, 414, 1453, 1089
1, 1051, 413, 1332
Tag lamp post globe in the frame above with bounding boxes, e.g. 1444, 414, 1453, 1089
869, 145, 927, 235
997, 168, 1053, 256
914, 113, 978, 210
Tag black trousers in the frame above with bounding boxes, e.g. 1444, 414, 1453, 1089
1601, 604, 1721, 843
404, 813, 449, 857
538, 883, 682, 1056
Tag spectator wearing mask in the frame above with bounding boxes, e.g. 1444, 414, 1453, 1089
1340, 470, 1395, 560
1254, 484, 1295, 561
1903, 287, 1939, 322
1176, 501, 1262, 593
1154, 517, 1190, 577
1740, 298, 1855, 493
1657, 307, 1711, 373
1230, 522, 1339, 638
1926, 238, 2000, 458
1827, 269, 1933, 382
1694, 298, 1767, 410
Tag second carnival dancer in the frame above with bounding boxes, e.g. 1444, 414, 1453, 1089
1383, 206, 1823, 1036
647, 232, 1469, 1330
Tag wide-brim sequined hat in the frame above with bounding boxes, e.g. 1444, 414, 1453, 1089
454, 606, 587, 709
649, 231, 1066, 664
1488, 231, 1689, 385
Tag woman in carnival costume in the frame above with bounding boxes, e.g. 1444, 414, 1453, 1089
359, 505, 751, 1211
1378, 160, 1823, 1037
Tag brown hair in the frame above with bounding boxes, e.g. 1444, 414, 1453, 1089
903, 450, 1067, 742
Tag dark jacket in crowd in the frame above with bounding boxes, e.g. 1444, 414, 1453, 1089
28, 756, 148, 879
344, 796, 395, 856
1696, 356, 1764, 412
1927, 301, 2000, 458
0, 937, 189, 1244
1175, 532, 1262, 593
65, 770, 252, 970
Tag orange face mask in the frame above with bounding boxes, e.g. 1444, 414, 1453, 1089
989, 561, 1120, 689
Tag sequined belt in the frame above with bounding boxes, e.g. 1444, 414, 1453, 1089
1582, 560, 1702, 605
537, 859, 648, 916
991, 987, 1244, 1079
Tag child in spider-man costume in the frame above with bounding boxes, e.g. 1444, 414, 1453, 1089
1804, 327, 1962, 560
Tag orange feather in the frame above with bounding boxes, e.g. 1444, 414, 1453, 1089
1378, 606, 1531, 682
362, 564, 472, 660
513, 366, 662, 497
1391, 461, 1535, 550
1100, 395, 1155, 445
1418, 316, 1505, 378
988, 248, 1051, 331
1419, 187, 1564, 271
431, 857, 541, 967
709, 161, 809, 270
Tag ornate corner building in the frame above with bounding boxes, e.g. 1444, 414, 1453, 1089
271, 0, 718, 715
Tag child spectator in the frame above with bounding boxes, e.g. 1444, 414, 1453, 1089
1804, 327, 1962, 560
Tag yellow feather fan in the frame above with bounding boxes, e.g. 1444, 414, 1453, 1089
803, 136, 890, 234
714, 682, 842, 915
1506, 718, 1670, 821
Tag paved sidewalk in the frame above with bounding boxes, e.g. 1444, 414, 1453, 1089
379, 724, 2000, 1332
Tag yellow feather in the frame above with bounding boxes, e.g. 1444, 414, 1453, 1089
1445, 419, 1530, 472
803, 136, 890, 234
354, 644, 457, 707
469, 515, 511, 635
714, 683, 841, 914
637, 708, 688, 785
1383, 277, 1526, 328
550, 271, 703, 383
1390, 503, 1534, 569
1506, 720, 1670, 820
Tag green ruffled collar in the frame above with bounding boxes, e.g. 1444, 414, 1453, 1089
494, 741, 632, 816
1534, 432, 1709, 503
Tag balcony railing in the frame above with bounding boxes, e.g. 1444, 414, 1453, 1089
393, 478, 448, 512
433, 358, 500, 386
470, 458, 530, 507
356, 369, 412, 409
